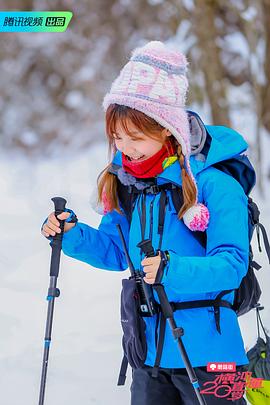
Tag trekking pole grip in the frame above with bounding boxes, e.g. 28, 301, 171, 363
49, 197, 67, 277
51, 197, 67, 241
51, 196, 67, 218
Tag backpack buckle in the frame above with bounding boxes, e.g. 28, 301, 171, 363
145, 185, 160, 195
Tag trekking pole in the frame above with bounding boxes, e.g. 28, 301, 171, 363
138, 239, 208, 405
38, 197, 67, 405
116, 224, 157, 316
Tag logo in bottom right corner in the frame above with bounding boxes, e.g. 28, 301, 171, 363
201, 362, 265, 401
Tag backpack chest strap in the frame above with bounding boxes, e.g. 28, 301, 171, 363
127, 182, 178, 195
169, 299, 234, 334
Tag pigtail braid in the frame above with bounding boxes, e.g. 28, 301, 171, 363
176, 143, 197, 220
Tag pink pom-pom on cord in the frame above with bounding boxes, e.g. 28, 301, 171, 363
183, 203, 210, 232
101, 189, 112, 215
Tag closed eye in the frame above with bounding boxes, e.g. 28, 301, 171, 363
113, 135, 144, 141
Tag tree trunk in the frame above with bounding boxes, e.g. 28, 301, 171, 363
6, 0, 34, 9
240, 1, 265, 196
261, 0, 270, 133
193, 0, 231, 126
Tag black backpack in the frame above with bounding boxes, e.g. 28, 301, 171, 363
109, 111, 270, 322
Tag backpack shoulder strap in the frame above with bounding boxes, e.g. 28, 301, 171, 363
249, 197, 270, 265
116, 179, 208, 248
116, 178, 137, 223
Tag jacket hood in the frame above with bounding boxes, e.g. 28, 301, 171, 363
110, 110, 249, 188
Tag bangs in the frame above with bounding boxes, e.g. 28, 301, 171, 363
105, 104, 165, 144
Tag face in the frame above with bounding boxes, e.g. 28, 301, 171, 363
113, 119, 171, 162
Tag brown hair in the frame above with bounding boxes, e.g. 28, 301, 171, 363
97, 104, 197, 219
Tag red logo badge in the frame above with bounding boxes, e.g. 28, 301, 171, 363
207, 362, 236, 372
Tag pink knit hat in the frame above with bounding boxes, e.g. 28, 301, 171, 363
102, 41, 209, 232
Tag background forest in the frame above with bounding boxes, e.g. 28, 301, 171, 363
1, 0, 270, 192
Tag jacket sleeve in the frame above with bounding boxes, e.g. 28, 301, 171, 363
162, 169, 249, 295
61, 208, 129, 271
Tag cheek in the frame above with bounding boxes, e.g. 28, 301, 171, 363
142, 145, 153, 154
144, 142, 163, 154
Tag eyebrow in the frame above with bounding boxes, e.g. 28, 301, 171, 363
114, 131, 140, 135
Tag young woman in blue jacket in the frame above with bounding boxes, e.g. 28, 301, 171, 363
42, 41, 249, 404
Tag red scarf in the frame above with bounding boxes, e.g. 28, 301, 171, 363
122, 138, 176, 178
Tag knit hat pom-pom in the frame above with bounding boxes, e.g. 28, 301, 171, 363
183, 203, 210, 232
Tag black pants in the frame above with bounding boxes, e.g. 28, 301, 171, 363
131, 365, 247, 405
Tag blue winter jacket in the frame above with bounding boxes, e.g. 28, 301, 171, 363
61, 123, 250, 369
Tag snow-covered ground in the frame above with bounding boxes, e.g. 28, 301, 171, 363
0, 142, 269, 405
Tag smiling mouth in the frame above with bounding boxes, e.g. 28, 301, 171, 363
127, 155, 146, 161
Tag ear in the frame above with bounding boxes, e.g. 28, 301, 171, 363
163, 129, 171, 137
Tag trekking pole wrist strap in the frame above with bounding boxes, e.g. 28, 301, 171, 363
65, 208, 78, 224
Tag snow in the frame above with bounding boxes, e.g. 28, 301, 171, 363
64, 90, 85, 109
0, 144, 131, 405
1, 140, 270, 404
224, 32, 250, 60
170, 21, 196, 54
241, 6, 258, 22
181, 0, 194, 12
